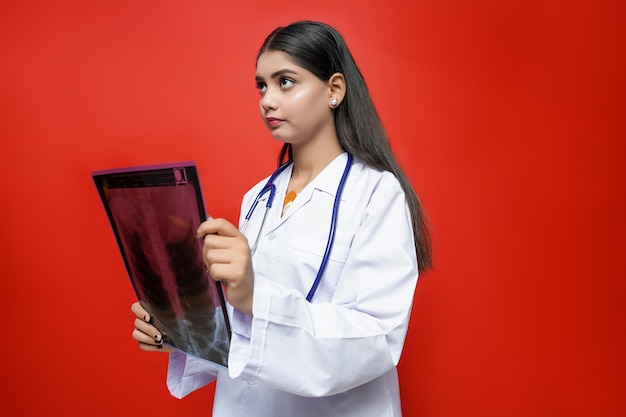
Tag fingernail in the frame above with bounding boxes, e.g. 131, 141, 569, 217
196, 215, 212, 238
154, 334, 162, 343
143, 314, 150, 322
157, 344, 163, 349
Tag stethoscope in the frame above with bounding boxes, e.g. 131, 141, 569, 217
241, 153, 353, 302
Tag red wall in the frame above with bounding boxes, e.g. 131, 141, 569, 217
1, 1, 624, 416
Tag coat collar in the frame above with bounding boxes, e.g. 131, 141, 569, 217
267, 152, 351, 228
276, 152, 350, 196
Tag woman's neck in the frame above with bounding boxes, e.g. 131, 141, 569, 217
289, 140, 343, 193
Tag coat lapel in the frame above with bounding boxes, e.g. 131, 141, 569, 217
265, 153, 350, 232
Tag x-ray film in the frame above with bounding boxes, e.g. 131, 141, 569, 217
93, 162, 230, 368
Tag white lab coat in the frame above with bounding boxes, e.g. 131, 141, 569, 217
166, 153, 419, 417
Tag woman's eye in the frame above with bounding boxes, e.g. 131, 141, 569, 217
256, 82, 267, 94
280, 78, 295, 89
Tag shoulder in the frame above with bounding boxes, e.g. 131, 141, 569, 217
242, 176, 270, 202
348, 158, 403, 194
339, 158, 408, 220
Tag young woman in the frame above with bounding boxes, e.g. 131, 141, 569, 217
131, 20, 432, 417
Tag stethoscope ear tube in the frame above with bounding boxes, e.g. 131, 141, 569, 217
241, 160, 293, 251
243, 160, 293, 222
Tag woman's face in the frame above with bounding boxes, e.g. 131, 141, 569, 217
255, 50, 334, 146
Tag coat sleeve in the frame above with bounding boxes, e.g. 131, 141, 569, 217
164, 180, 265, 399
166, 351, 219, 399
228, 180, 419, 397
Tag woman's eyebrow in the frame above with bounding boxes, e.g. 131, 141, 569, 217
255, 68, 299, 82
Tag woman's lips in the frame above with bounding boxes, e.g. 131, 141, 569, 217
266, 117, 284, 127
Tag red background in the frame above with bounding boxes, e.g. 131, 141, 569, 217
1, 1, 624, 416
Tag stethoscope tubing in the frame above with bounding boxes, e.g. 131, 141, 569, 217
243, 159, 293, 222
241, 153, 353, 302
241, 159, 293, 251
305, 153, 353, 301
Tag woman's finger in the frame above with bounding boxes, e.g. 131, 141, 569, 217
136, 338, 175, 353
133, 322, 175, 352
133, 317, 163, 343
204, 247, 235, 264
130, 301, 174, 353
132, 328, 160, 345
196, 217, 240, 239
202, 234, 232, 250
130, 301, 150, 322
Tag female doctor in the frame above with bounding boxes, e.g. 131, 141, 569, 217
131, 20, 432, 417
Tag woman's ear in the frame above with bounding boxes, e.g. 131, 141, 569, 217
328, 72, 346, 108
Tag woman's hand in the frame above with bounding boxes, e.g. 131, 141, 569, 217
197, 217, 254, 315
131, 301, 174, 353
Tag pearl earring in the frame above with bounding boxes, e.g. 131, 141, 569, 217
330, 98, 339, 107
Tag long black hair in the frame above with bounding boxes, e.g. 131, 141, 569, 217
258, 21, 432, 272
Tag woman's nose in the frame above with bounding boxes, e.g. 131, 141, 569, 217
259, 88, 278, 111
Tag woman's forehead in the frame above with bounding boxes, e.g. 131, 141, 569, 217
256, 50, 301, 74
